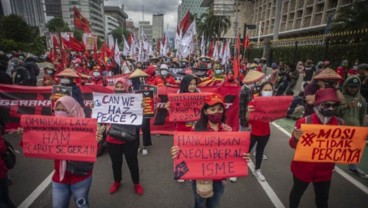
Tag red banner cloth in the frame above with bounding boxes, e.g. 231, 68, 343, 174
249, 96, 293, 122
173, 131, 250, 180
21, 115, 98, 162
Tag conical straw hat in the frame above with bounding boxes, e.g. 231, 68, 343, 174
56, 68, 80, 78
314, 68, 342, 80
128, 69, 148, 79
242, 70, 265, 84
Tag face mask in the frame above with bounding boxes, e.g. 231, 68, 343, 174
318, 105, 334, 117
262, 91, 273, 97
54, 111, 69, 117
93, 72, 100, 77
46, 70, 54, 75
215, 69, 222, 75
161, 70, 168, 76
207, 112, 223, 124
60, 78, 71, 85
208, 64, 212, 68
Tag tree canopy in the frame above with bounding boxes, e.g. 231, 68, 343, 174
332, 1, 368, 31
196, 8, 231, 40
46, 17, 71, 32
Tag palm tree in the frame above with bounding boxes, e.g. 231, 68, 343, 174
197, 8, 231, 40
332, 1, 368, 31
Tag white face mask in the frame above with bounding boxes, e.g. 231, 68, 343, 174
262, 91, 273, 97
161, 70, 169, 76
93, 72, 100, 77
60, 78, 71, 85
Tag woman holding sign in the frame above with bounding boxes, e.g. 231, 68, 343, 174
105, 78, 144, 196
246, 81, 274, 182
171, 94, 250, 208
289, 88, 343, 208
52, 96, 95, 208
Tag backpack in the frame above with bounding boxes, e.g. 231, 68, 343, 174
2, 140, 16, 169
13, 66, 30, 85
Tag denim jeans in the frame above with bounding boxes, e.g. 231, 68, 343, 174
191, 180, 225, 208
52, 176, 92, 208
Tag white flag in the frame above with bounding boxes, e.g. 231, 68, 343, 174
114, 39, 121, 67
108, 34, 114, 50
200, 33, 205, 56
122, 36, 130, 56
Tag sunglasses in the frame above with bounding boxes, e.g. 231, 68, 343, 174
321, 103, 339, 109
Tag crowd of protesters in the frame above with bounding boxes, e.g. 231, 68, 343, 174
1, 48, 368, 208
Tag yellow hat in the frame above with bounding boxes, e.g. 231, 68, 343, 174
56, 68, 80, 78
314, 68, 342, 80
128, 69, 149, 79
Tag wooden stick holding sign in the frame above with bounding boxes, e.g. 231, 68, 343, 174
91, 92, 143, 125
168, 93, 211, 122
173, 131, 250, 180
21, 115, 98, 162
294, 124, 368, 164
249, 96, 293, 122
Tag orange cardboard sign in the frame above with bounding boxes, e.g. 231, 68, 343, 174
294, 124, 368, 164
21, 114, 98, 162
173, 131, 250, 180
249, 96, 293, 122
168, 93, 211, 122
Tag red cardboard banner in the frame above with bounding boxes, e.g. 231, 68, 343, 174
173, 131, 250, 180
21, 115, 98, 162
168, 93, 211, 122
249, 96, 293, 122
294, 124, 368, 164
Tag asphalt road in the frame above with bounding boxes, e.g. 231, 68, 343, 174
4, 123, 368, 208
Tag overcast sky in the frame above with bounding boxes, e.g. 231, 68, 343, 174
105, 0, 180, 36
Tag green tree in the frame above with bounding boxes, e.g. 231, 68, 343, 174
111, 27, 130, 44
1, 14, 31, 42
46, 17, 71, 32
332, 1, 368, 31
73, 29, 84, 42
197, 8, 231, 40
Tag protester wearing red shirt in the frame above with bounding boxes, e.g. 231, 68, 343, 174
89, 66, 107, 86
42, 63, 58, 86
145, 65, 157, 85
222, 70, 240, 87
152, 64, 177, 86
246, 81, 274, 182
289, 88, 343, 208
52, 96, 95, 208
104, 78, 144, 196
171, 94, 250, 208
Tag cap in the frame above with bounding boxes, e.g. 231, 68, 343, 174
204, 93, 224, 106
160, 64, 169, 70
346, 77, 360, 87
315, 88, 338, 105
314, 68, 342, 80
56, 68, 80, 78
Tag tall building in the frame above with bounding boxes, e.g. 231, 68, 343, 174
178, 0, 208, 25
105, 14, 119, 38
152, 13, 164, 40
249, 0, 357, 39
2, 0, 46, 34
104, 4, 128, 29
138, 21, 153, 42
44, 0, 105, 38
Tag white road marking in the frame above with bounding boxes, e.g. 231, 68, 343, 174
248, 160, 285, 208
18, 171, 54, 208
271, 122, 368, 195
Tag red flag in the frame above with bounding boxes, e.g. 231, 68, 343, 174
243, 34, 250, 49
73, 6, 91, 33
207, 41, 214, 58
52, 36, 60, 48
69, 36, 85, 52
233, 34, 241, 79
179, 11, 191, 35
61, 37, 69, 49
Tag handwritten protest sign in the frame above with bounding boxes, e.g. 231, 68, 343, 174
249, 96, 293, 122
168, 93, 210, 122
92, 92, 143, 125
173, 131, 250, 180
294, 124, 368, 164
21, 115, 98, 162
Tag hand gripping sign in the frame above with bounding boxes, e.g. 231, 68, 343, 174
92, 92, 143, 125
173, 131, 250, 180
21, 115, 98, 162
294, 124, 368, 164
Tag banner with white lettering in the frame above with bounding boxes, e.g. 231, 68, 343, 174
91, 92, 143, 125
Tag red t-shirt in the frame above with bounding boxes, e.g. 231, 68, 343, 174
248, 100, 270, 136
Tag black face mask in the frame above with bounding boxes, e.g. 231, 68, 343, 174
320, 108, 334, 117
